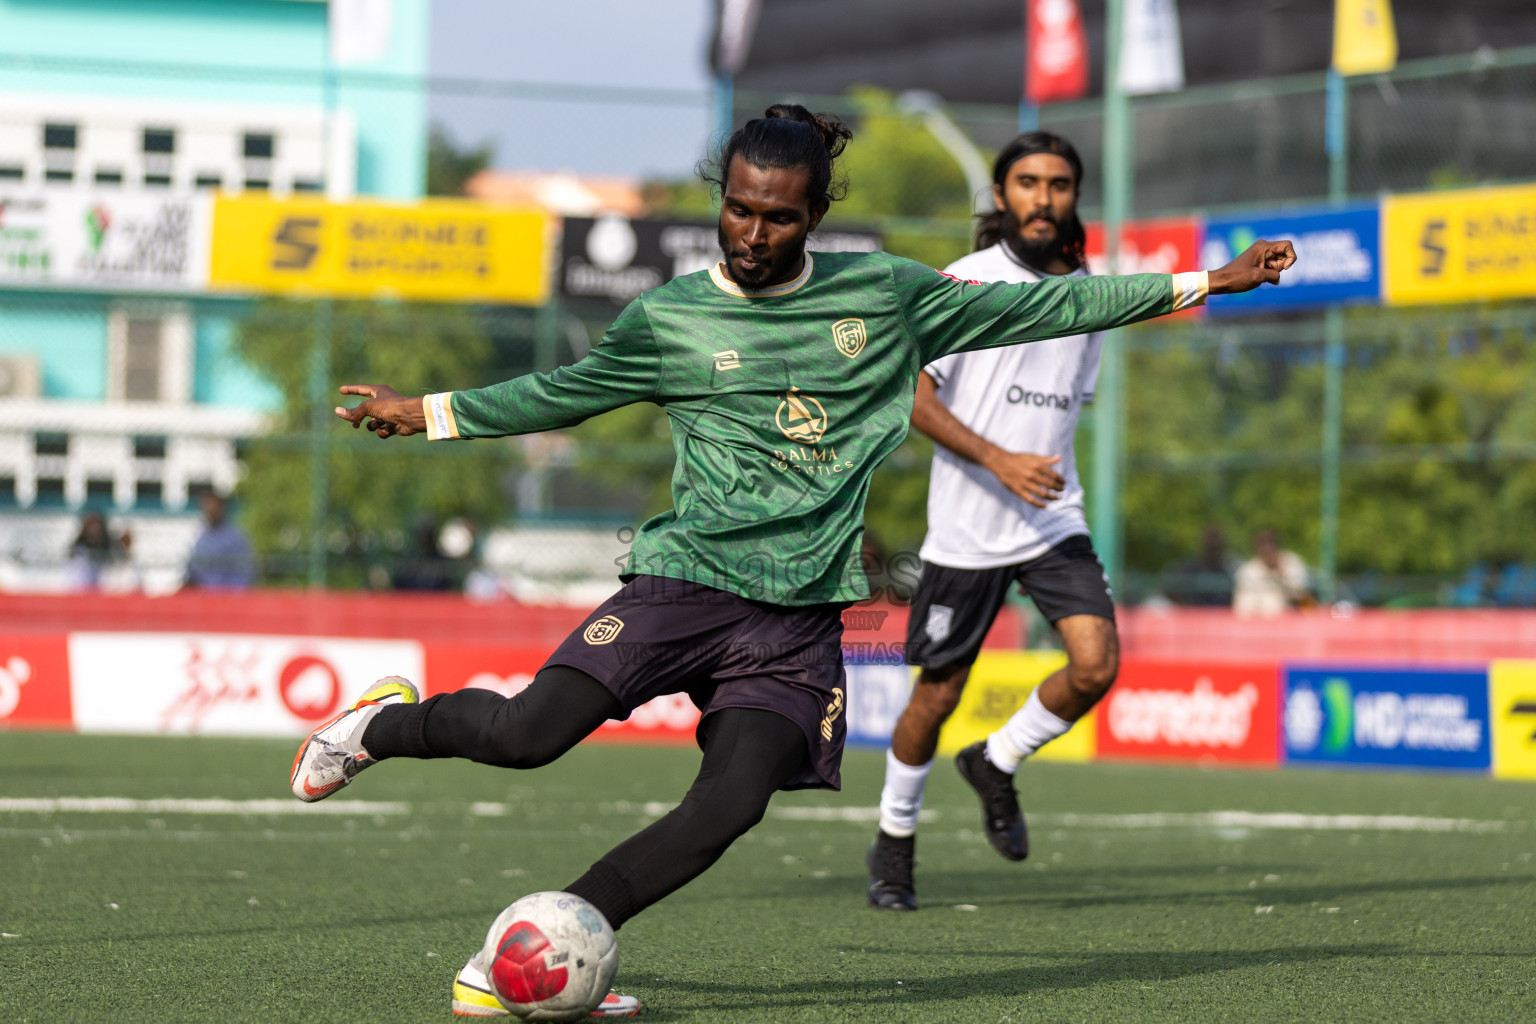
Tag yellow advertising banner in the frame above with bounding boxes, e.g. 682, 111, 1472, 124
1490, 660, 1536, 781
1383, 184, 1536, 306
935, 650, 1095, 763
209, 196, 553, 304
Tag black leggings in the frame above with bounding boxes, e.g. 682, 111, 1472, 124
362, 666, 809, 929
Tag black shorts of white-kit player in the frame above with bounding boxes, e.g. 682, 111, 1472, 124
904, 534, 1114, 671
547, 574, 849, 790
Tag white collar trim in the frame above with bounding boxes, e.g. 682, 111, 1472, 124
709, 253, 814, 298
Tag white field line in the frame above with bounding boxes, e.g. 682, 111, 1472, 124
1038, 811, 1510, 834
766, 806, 1512, 834
0, 797, 410, 816
0, 799, 1513, 835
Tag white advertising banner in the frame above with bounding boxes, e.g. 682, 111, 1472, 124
68, 632, 423, 737
0, 190, 212, 293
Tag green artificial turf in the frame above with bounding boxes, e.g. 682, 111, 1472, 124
2, 733, 1535, 1023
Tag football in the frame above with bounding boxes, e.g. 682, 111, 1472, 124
480, 891, 619, 1022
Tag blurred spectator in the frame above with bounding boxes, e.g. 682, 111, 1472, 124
1233, 528, 1313, 618
393, 517, 454, 591
1163, 525, 1239, 606
185, 493, 254, 590
66, 512, 128, 591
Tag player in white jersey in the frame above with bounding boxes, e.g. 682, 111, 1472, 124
868, 131, 1118, 910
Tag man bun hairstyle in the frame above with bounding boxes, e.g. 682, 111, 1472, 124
702, 103, 853, 209
975, 130, 1087, 270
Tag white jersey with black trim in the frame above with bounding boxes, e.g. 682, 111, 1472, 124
918, 243, 1102, 569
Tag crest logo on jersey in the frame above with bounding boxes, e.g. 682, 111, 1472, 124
831, 318, 867, 358
775, 388, 828, 444
583, 615, 625, 645
713, 349, 741, 371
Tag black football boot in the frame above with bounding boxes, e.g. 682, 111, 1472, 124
955, 741, 1029, 861
866, 830, 918, 910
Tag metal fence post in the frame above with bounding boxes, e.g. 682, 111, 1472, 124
1093, 0, 1130, 596
306, 299, 332, 588
1319, 68, 1349, 601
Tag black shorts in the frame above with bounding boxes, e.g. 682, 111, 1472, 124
543, 575, 848, 791
904, 534, 1114, 671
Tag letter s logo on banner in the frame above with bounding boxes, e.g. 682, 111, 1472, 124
1097, 661, 1279, 765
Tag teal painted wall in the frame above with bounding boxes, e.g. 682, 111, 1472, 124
0, 0, 430, 197
0, 0, 430, 407
0, 297, 107, 399
194, 308, 281, 412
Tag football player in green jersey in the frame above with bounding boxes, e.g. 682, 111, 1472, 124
291, 104, 1295, 1015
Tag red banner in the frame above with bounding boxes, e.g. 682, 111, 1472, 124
423, 643, 699, 746
1096, 660, 1280, 764
1026, 0, 1089, 104
1084, 217, 1203, 277
1084, 218, 1204, 317
0, 635, 73, 729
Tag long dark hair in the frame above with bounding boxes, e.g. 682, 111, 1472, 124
974, 131, 1087, 270
701, 104, 853, 209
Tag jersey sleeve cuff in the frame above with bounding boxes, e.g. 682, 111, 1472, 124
1171, 271, 1208, 311
423, 392, 461, 440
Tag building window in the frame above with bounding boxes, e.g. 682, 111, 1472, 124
0, 166, 22, 180
43, 123, 77, 150
142, 128, 175, 154
94, 168, 124, 185
35, 478, 66, 507
34, 433, 69, 457
85, 478, 115, 505
44, 169, 74, 183
134, 480, 163, 509
243, 133, 275, 159
195, 173, 222, 189
243, 178, 270, 192
293, 178, 324, 193
143, 174, 172, 188
108, 305, 192, 405
0, 476, 15, 507
133, 436, 167, 459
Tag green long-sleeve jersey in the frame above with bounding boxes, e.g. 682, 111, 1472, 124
422, 251, 1207, 605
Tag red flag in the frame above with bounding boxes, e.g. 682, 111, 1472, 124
1025, 0, 1089, 104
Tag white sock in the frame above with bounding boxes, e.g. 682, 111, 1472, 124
877, 748, 932, 838
985, 687, 1073, 773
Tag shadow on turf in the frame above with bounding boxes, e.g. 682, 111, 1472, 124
650, 944, 1408, 1010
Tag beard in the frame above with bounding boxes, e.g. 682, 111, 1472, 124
1001, 206, 1073, 270
717, 222, 792, 290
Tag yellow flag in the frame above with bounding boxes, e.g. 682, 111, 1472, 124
1333, 0, 1397, 76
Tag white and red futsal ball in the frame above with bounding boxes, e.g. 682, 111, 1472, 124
480, 891, 618, 1021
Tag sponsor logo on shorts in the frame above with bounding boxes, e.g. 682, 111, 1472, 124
583, 615, 625, 645
820, 686, 845, 741
713, 349, 740, 371
831, 317, 866, 358
925, 605, 954, 644
775, 387, 828, 444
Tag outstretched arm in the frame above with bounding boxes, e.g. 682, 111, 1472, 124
333, 299, 663, 441
911, 371, 1063, 508
897, 240, 1298, 363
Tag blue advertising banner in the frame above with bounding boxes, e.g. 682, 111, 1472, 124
1202, 204, 1380, 315
1282, 666, 1491, 771
843, 663, 912, 746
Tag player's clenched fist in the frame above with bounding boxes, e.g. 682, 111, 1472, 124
334, 383, 428, 438
1208, 239, 1298, 294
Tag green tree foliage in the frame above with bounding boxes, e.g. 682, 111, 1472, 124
232, 299, 511, 586
1121, 305, 1536, 594
425, 124, 493, 197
